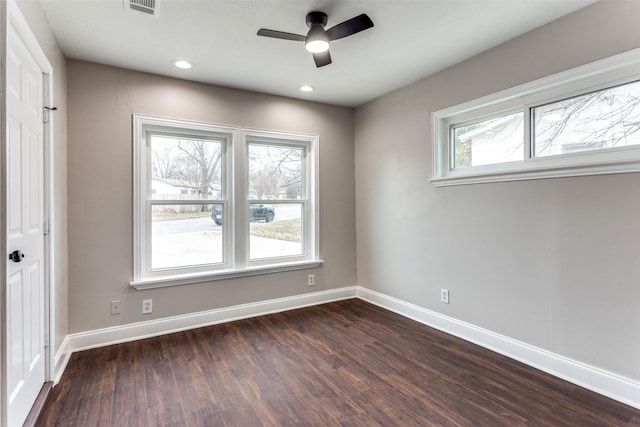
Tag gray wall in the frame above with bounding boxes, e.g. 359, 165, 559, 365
66, 60, 356, 332
354, 1, 640, 381
16, 0, 69, 355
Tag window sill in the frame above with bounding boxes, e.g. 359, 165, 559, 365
431, 157, 640, 187
130, 259, 324, 290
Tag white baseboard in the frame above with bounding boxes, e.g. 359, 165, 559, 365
356, 287, 640, 410
53, 285, 639, 410
53, 335, 72, 384
53, 287, 358, 382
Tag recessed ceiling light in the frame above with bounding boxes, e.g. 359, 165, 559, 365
173, 60, 192, 69
300, 85, 315, 92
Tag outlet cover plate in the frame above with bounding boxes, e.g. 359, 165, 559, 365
441, 289, 450, 304
142, 299, 153, 314
110, 300, 121, 315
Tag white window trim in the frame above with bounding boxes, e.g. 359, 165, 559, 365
432, 48, 640, 186
131, 115, 322, 290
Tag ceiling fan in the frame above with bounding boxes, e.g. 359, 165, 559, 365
257, 11, 374, 68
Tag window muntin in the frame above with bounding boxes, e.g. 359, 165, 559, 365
133, 116, 320, 288
532, 79, 640, 157
432, 49, 640, 185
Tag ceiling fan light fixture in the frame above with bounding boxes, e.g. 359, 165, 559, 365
257, 11, 373, 68
305, 26, 329, 53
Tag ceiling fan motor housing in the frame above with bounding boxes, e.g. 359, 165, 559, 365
306, 11, 328, 28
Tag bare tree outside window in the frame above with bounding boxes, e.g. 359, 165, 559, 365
248, 144, 303, 200
176, 139, 222, 199
151, 136, 223, 204
533, 80, 640, 157
152, 142, 179, 179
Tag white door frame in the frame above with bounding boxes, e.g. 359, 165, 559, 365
1, 1, 55, 425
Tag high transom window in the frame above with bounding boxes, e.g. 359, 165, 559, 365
432, 49, 640, 186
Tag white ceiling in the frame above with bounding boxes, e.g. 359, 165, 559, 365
38, 0, 595, 107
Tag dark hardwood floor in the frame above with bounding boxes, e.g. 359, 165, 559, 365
37, 299, 640, 426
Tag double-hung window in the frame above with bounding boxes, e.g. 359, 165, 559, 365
132, 116, 320, 289
432, 48, 640, 185
245, 133, 308, 264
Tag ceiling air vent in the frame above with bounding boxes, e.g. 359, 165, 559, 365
127, 0, 158, 16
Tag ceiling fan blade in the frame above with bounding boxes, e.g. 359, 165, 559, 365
313, 50, 332, 67
326, 14, 374, 41
257, 29, 305, 42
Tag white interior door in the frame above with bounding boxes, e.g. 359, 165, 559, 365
5, 16, 46, 427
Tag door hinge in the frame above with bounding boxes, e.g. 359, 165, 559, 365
43, 220, 49, 235
44, 330, 50, 347
43, 106, 57, 123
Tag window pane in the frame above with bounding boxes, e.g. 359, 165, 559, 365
151, 135, 223, 200
452, 112, 524, 168
151, 203, 223, 269
249, 203, 303, 260
248, 144, 303, 200
533, 80, 640, 157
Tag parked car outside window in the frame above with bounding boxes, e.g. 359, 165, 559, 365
211, 204, 275, 225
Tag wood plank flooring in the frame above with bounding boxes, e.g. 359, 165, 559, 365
37, 299, 640, 426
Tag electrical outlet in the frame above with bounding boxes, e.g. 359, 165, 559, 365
110, 300, 121, 315
440, 289, 450, 304
308, 274, 315, 286
142, 299, 153, 314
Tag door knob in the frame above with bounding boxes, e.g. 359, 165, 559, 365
9, 250, 25, 263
